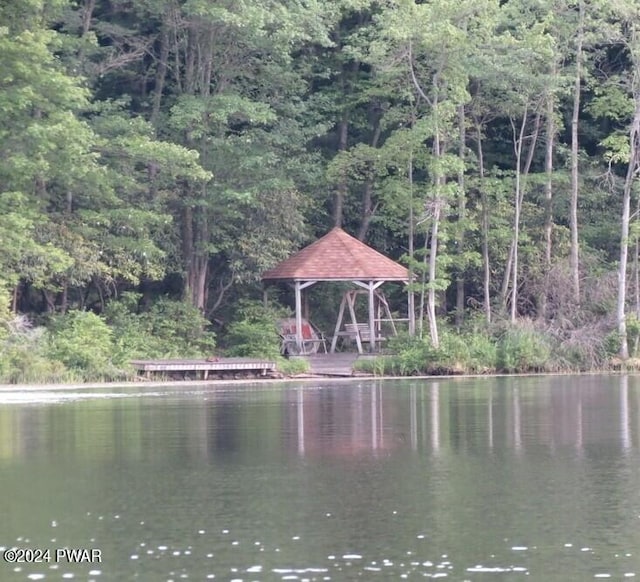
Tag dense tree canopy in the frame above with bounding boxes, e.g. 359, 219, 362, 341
2, 0, 640, 363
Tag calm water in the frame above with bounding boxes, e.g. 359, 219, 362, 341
1, 375, 640, 581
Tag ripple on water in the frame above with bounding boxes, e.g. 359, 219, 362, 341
467, 566, 517, 573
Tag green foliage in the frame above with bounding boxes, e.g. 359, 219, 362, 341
465, 332, 499, 373
626, 314, 640, 358
103, 294, 216, 362
0, 287, 11, 342
276, 357, 310, 375
143, 298, 216, 356
353, 356, 393, 376
224, 300, 287, 359
0, 327, 70, 384
361, 323, 553, 376
495, 322, 552, 373
0, 295, 217, 383
0, 0, 637, 376
46, 311, 115, 376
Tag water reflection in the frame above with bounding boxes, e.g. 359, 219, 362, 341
1, 375, 640, 462
1, 375, 640, 581
277, 375, 640, 460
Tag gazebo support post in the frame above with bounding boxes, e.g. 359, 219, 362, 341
352, 281, 384, 352
293, 281, 316, 353
294, 281, 303, 352
330, 294, 347, 353
368, 281, 376, 352
346, 291, 363, 353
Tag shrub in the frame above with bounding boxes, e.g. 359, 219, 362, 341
495, 322, 551, 373
47, 311, 115, 376
0, 286, 11, 342
142, 298, 216, 356
277, 356, 310, 375
103, 293, 216, 362
0, 327, 71, 384
465, 332, 498, 373
224, 300, 288, 359
353, 356, 394, 376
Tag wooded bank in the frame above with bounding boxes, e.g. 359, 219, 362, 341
2, 0, 640, 380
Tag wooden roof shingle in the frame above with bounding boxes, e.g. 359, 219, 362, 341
261, 227, 408, 282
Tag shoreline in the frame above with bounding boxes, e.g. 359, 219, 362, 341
0, 369, 632, 392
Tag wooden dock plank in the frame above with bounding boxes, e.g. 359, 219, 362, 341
130, 358, 277, 380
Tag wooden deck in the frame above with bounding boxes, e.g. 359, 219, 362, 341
131, 358, 277, 380
130, 354, 374, 381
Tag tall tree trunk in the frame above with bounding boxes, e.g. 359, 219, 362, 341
80, 0, 95, 36
509, 112, 526, 323
151, 26, 169, 125
427, 89, 442, 349
333, 111, 349, 227
455, 104, 466, 329
570, 0, 584, 305
541, 85, 555, 320
418, 230, 428, 339
476, 124, 491, 324
184, 190, 210, 311
408, 150, 416, 336
183, 204, 195, 302
618, 105, 640, 361
333, 57, 360, 228
357, 111, 382, 241
501, 110, 540, 318
427, 201, 441, 348
509, 109, 541, 322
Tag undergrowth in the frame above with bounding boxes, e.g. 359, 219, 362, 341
354, 316, 617, 377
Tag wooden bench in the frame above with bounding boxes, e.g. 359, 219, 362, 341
332, 323, 385, 353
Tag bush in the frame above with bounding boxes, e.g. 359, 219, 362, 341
142, 297, 216, 356
0, 328, 71, 384
495, 322, 551, 373
47, 311, 115, 377
353, 355, 394, 376
465, 332, 498, 373
277, 356, 310, 375
359, 323, 544, 376
0, 286, 11, 342
103, 293, 216, 362
224, 300, 288, 359
103, 293, 154, 363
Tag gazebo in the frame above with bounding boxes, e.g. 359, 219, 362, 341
261, 227, 415, 353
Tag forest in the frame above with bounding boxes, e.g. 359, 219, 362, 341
1, 0, 640, 381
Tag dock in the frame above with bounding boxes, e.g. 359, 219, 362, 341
130, 353, 375, 381
131, 358, 277, 380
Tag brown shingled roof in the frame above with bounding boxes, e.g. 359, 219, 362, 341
261, 227, 409, 282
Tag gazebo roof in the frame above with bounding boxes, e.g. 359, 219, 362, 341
261, 227, 409, 282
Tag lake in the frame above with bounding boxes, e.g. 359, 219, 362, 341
0, 374, 639, 581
